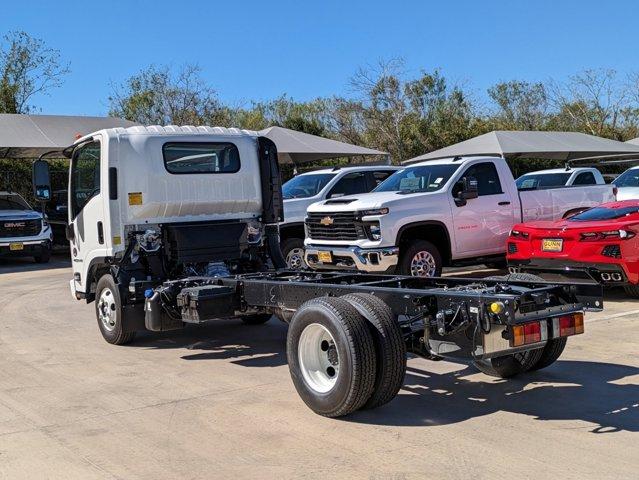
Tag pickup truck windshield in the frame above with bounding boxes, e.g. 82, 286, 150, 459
0, 194, 31, 211
516, 173, 571, 190
375, 164, 460, 193
283, 173, 336, 199
612, 169, 639, 187
569, 206, 639, 221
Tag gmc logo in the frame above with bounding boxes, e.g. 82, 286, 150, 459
4, 222, 25, 228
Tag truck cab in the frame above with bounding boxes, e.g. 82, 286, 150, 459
280, 165, 397, 268
0, 191, 52, 263
304, 156, 615, 277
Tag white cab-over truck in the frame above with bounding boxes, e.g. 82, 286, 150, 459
280, 165, 397, 268
33, 127, 602, 418
304, 156, 616, 276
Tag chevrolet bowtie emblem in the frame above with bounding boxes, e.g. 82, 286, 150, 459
320, 216, 334, 226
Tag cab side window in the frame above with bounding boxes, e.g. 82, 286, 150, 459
369, 170, 394, 188
573, 171, 596, 185
328, 172, 368, 197
70, 141, 101, 218
461, 162, 503, 196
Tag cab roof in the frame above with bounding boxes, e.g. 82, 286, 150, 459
299, 165, 398, 175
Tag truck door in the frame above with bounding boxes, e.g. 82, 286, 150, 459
451, 161, 516, 256
68, 140, 106, 293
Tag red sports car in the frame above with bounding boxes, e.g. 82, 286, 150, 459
507, 200, 639, 296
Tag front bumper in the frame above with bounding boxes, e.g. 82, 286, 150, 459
508, 258, 628, 285
305, 245, 399, 272
0, 227, 53, 258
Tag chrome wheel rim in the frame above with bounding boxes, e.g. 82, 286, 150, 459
286, 247, 306, 269
410, 251, 437, 277
298, 323, 339, 393
97, 288, 117, 332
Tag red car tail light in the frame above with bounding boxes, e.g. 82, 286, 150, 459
579, 229, 635, 241
510, 229, 529, 239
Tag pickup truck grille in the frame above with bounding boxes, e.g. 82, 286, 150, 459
306, 212, 366, 241
0, 219, 42, 238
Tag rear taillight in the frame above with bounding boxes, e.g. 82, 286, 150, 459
510, 229, 529, 239
511, 321, 543, 347
579, 229, 635, 241
553, 312, 584, 337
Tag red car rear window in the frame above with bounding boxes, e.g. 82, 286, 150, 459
569, 206, 639, 221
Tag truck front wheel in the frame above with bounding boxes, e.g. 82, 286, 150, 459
287, 297, 376, 417
398, 240, 442, 277
95, 274, 136, 345
281, 237, 306, 270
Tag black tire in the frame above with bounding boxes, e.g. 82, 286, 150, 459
281, 237, 306, 270
240, 313, 272, 325
528, 337, 567, 371
34, 246, 51, 263
287, 297, 376, 417
95, 274, 136, 345
398, 240, 442, 277
473, 349, 544, 378
624, 285, 639, 298
341, 293, 406, 409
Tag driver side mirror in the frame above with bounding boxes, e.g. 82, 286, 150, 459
32, 160, 51, 203
455, 176, 479, 206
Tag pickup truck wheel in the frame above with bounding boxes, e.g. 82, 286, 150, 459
341, 293, 406, 409
95, 274, 136, 345
282, 238, 306, 270
287, 297, 376, 417
399, 240, 442, 277
473, 349, 543, 378
240, 313, 272, 325
528, 337, 567, 371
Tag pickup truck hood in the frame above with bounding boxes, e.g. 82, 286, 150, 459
0, 210, 41, 220
307, 191, 432, 213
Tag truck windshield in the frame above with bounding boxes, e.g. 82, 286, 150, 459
569, 206, 639, 221
516, 173, 571, 190
282, 173, 336, 199
612, 169, 639, 187
0, 194, 31, 211
374, 164, 460, 193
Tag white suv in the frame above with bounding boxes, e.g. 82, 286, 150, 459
279, 165, 398, 268
0, 192, 53, 263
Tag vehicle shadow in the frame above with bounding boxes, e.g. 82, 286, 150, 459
348, 360, 639, 432
133, 317, 288, 368
0, 253, 71, 274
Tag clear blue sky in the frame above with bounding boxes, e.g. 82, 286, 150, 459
4, 0, 639, 116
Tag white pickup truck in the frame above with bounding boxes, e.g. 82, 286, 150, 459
279, 165, 397, 268
515, 167, 605, 190
304, 155, 616, 276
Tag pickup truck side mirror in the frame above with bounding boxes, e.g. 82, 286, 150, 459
32, 160, 51, 203
454, 176, 479, 207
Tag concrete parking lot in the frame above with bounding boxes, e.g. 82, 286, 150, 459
0, 255, 637, 479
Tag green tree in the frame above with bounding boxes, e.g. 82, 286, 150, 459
0, 31, 69, 113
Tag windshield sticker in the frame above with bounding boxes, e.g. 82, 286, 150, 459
435, 177, 443, 183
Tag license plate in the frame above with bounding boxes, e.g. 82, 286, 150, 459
9, 242, 24, 251
317, 251, 333, 263
542, 239, 563, 252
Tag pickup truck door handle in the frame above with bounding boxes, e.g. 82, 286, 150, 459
498, 201, 511, 206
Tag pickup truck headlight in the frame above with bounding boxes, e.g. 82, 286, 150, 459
360, 208, 389, 216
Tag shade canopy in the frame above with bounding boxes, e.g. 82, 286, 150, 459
0, 114, 137, 158
404, 130, 639, 164
258, 126, 388, 164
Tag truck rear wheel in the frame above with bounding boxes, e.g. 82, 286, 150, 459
341, 293, 406, 409
398, 240, 442, 278
287, 297, 376, 417
95, 274, 136, 345
473, 349, 543, 378
528, 337, 567, 371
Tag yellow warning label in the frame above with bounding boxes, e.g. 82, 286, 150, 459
112, 236, 122, 246
128, 192, 143, 206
